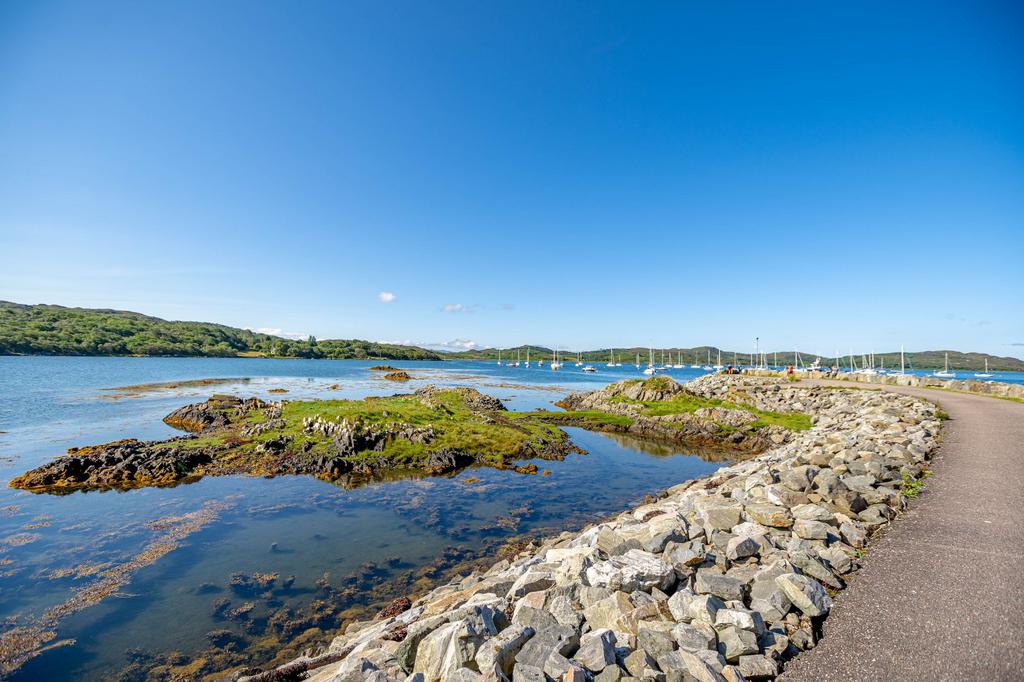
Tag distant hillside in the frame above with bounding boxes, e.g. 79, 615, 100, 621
447, 345, 1024, 372
0, 301, 442, 360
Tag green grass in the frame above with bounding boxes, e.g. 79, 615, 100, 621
902, 470, 932, 498
514, 410, 635, 429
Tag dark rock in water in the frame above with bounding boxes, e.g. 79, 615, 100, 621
164, 395, 268, 432
206, 629, 245, 648
8, 437, 216, 491
383, 371, 412, 381
424, 449, 475, 474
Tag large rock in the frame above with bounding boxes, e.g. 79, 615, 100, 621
694, 570, 746, 601
585, 549, 675, 593
573, 629, 617, 672
474, 625, 533, 678
413, 607, 501, 681
743, 503, 794, 528
775, 573, 833, 617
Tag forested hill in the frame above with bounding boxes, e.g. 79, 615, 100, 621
0, 302, 442, 360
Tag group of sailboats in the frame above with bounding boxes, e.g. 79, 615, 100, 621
495, 345, 997, 380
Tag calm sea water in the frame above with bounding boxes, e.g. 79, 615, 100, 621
0, 357, 732, 681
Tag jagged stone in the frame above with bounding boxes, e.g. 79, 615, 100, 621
775, 573, 833, 617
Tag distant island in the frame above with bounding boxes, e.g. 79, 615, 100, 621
2, 301, 1021, 371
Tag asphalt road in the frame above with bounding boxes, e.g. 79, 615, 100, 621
780, 381, 1024, 681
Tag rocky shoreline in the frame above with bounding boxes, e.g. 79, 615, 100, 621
228, 374, 940, 682
742, 367, 1024, 401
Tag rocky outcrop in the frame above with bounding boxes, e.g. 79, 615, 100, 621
11, 387, 564, 493
556, 377, 799, 452
240, 375, 940, 682
414, 386, 507, 413
163, 394, 270, 432
8, 437, 219, 490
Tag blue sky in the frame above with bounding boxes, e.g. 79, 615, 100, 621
1, 1, 1022, 357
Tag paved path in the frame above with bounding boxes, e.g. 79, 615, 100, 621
780, 381, 1024, 681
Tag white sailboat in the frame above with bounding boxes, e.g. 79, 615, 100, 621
576, 351, 583, 367
550, 347, 562, 370
607, 350, 620, 367
524, 348, 530, 368
713, 349, 723, 371
702, 349, 713, 371
975, 358, 992, 378
635, 352, 641, 369
933, 352, 955, 378
513, 349, 520, 367
690, 350, 701, 369
497, 349, 502, 366
672, 352, 684, 369
642, 348, 656, 375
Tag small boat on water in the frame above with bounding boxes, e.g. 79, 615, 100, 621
713, 350, 724, 371
524, 348, 530, 368
550, 348, 562, 370
575, 351, 583, 367
582, 365, 597, 373
975, 359, 992, 378
690, 350, 701, 369
672, 352, 684, 369
933, 352, 955, 378
497, 349, 502, 366
642, 348, 656, 375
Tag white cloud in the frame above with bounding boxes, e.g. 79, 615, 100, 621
388, 338, 481, 352
432, 338, 481, 351
378, 291, 396, 303
250, 327, 309, 340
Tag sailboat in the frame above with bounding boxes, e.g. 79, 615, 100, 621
702, 350, 713, 371
975, 358, 992, 378
513, 349, 520, 367
672, 352, 684, 369
576, 351, 583, 367
933, 352, 955, 378
642, 348, 656, 375
690, 350, 701, 369
550, 347, 562, 370
607, 350, 620, 367
524, 348, 530, 368
635, 353, 641, 369
497, 349, 502, 366
713, 350, 724, 371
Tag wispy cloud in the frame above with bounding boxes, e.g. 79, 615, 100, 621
377, 291, 396, 303
1009, 342, 1024, 347
442, 303, 479, 314
249, 327, 309, 340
